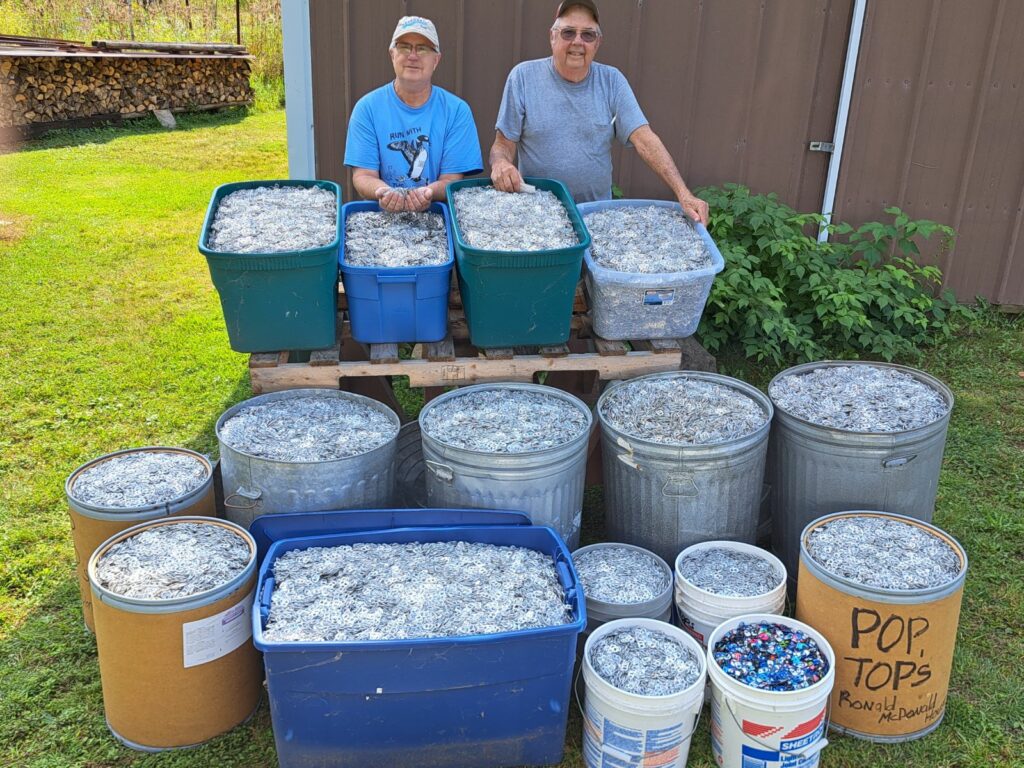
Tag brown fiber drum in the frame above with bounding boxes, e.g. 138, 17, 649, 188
796, 511, 967, 742
66, 447, 216, 632
88, 517, 262, 751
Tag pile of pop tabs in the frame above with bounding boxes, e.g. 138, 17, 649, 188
713, 620, 829, 692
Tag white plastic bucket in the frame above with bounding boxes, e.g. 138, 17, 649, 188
706, 613, 836, 768
581, 618, 706, 768
674, 540, 787, 648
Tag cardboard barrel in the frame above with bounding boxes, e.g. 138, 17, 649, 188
88, 517, 262, 750
66, 447, 216, 632
796, 511, 967, 742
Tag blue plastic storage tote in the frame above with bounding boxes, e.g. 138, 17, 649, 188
340, 201, 454, 344
577, 199, 724, 341
253, 518, 585, 768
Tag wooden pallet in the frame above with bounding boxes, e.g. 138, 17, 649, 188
248, 281, 716, 394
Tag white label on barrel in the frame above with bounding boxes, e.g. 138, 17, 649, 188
182, 592, 254, 668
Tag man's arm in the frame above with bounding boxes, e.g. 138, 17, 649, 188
489, 130, 523, 193
628, 125, 709, 224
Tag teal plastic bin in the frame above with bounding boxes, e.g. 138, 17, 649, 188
447, 178, 590, 348
199, 179, 341, 353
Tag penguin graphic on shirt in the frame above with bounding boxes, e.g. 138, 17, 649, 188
387, 135, 430, 182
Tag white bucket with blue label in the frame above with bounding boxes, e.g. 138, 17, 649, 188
706, 613, 835, 768
581, 618, 706, 768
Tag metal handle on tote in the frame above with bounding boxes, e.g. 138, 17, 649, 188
882, 454, 918, 468
723, 696, 830, 760
224, 486, 262, 510
425, 460, 455, 483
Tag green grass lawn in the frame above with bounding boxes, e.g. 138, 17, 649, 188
0, 109, 1021, 767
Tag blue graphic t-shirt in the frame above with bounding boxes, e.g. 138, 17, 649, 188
344, 83, 483, 188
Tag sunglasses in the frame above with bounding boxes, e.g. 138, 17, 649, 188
555, 26, 600, 43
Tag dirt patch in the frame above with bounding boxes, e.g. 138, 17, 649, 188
0, 213, 28, 244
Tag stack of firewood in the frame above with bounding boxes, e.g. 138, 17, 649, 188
0, 53, 252, 128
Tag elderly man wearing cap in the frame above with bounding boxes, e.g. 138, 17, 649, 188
345, 16, 483, 213
489, 0, 708, 224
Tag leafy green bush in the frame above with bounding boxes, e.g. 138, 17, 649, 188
695, 183, 969, 365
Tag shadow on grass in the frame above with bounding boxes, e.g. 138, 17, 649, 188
182, 370, 254, 460
2, 106, 251, 155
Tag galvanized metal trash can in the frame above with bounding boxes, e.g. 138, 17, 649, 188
597, 372, 773, 566
419, 383, 593, 550
767, 361, 954, 589
216, 389, 400, 527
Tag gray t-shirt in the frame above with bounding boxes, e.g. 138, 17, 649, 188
495, 58, 648, 203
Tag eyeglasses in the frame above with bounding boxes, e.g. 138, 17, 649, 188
555, 26, 600, 43
394, 42, 437, 56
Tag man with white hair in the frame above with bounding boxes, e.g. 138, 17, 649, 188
490, 0, 708, 223
345, 16, 483, 213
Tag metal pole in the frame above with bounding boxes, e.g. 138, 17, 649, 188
818, 0, 868, 242
236, 0, 242, 45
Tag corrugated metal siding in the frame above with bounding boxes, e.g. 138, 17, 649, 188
836, 0, 1024, 303
310, 0, 848, 206
308, 0, 1023, 304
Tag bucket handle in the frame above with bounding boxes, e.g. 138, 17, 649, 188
663, 474, 699, 498
722, 694, 830, 760
573, 663, 705, 744
882, 454, 918, 469
224, 486, 262, 510
425, 460, 455, 483
614, 436, 642, 471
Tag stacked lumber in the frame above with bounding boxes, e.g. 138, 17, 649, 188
0, 55, 252, 128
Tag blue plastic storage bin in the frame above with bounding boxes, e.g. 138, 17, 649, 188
340, 201, 454, 344
253, 518, 585, 768
577, 199, 725, 341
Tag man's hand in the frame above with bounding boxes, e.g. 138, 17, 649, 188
678, 193, 709, 226
405, 186, 433, 212
490, 158, 523, 193
376, 186, 408, 213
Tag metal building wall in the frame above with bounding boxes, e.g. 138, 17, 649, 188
307, 0, 1023, 305
309, 0, 850, 206
835, 0, 1024, 305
